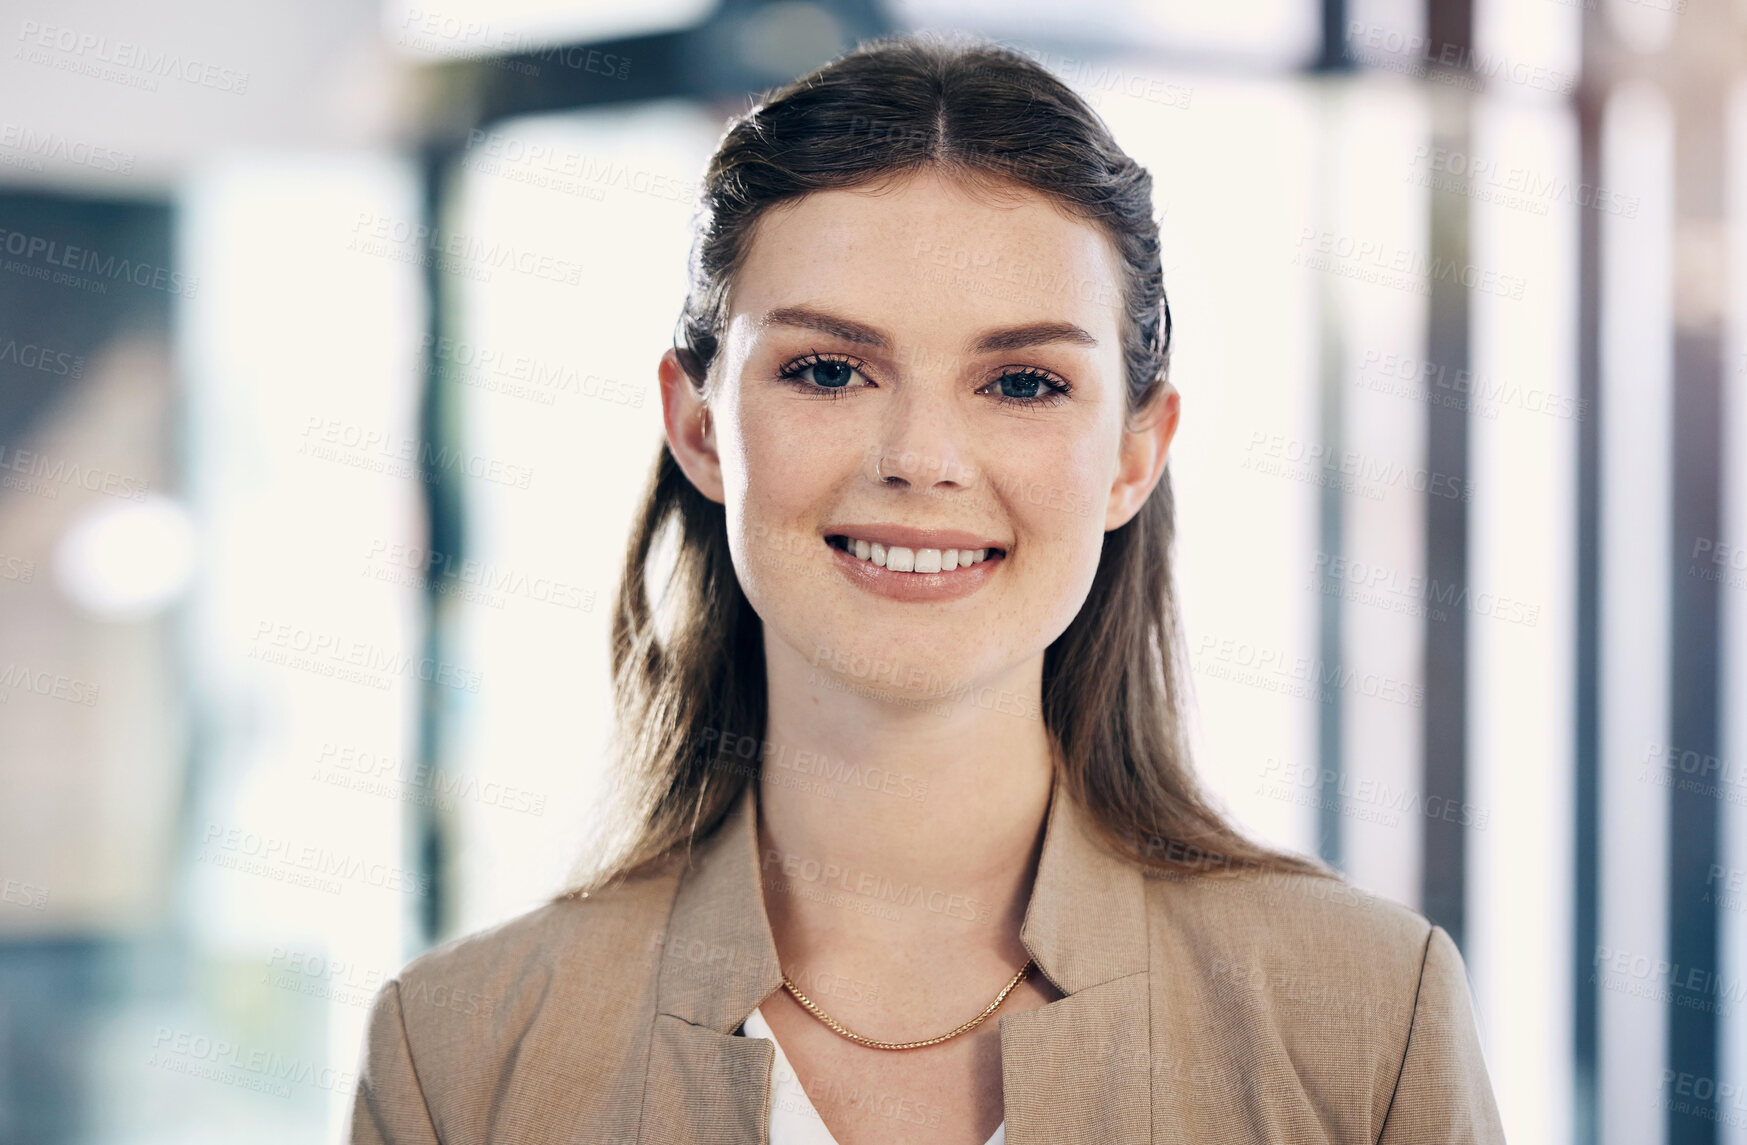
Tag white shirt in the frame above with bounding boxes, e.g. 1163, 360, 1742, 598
737, 1005, 1006, 1145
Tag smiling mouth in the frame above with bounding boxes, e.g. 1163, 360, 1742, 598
824, 534, 1007, 573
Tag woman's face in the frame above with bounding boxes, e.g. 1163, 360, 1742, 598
661, 168, 1176, 706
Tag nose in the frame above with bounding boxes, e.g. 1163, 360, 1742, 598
866, 387, 978, 490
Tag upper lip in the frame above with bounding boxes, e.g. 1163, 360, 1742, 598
824, 524, 1008, 552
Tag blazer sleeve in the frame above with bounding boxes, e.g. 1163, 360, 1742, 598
344, 978, 441, 1145
1377, 924, 1508, 1144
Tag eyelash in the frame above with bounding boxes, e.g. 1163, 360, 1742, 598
775, 350, 1074, 409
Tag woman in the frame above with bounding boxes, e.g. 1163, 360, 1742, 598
348, 31, 1505, 1145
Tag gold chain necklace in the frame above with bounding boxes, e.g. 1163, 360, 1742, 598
779, 957, 1035, 1051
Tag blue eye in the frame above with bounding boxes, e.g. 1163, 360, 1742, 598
776, 352, 870, 398
775, 351, 1074, 408
982, 368, 1073, 409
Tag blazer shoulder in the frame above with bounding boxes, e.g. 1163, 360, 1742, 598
1146, 865, 1434, 983
1142, 867, 1501, 1140
1145, 872, 1431, 1073
405, 860, 684, 1013
392, 859, 684, 1031
352, 861, 685, 1144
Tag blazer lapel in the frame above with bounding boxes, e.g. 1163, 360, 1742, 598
637, 777, 1155, 1144
1000, 779, 1154, 1144
640, 1016, 775, 1144
640, 782, 784, 1144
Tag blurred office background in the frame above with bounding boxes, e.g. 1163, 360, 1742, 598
0, 0, 1741, 1141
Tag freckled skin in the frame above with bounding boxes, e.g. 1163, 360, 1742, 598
658, 168, 1179, 1145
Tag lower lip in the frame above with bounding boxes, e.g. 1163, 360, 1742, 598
826, 541, 1004, 602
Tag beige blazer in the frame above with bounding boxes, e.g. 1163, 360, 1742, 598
346, 777, 1507, 1144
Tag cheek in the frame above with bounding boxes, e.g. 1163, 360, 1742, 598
741, 404, 845, 518
998, 431, 1111, 547
724, 401, 853, 589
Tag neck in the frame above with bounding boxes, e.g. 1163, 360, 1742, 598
754, 634, 1057, 977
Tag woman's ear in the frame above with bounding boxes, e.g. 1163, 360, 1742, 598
659, 347, 726, 504
1105, 382, 1180, 530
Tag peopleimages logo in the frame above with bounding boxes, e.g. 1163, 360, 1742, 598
698, 726, 929, 803
0, 335, 84, 377
197, 822, 432, 897
760, 849, 991, 923
0, 123, 134, 174
16, 20, 250, 93
1293, 228, 1527, 300
0, 663, 100, 706
395, 9, 631, 79
299, 417, 534, 491
0, 226, 197, 296
1345, 22, 1575, 94
347, 211, 585, 287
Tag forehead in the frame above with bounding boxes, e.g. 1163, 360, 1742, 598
727, 169, 1125, 350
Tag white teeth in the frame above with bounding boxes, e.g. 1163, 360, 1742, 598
834, 535, 999, 572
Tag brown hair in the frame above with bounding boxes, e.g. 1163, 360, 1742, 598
563, 30, 1328, 896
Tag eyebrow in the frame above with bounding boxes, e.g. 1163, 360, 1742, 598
758, 305, 1099, 354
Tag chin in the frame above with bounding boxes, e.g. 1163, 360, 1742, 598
792, 619, 1010, 710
